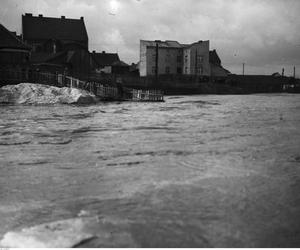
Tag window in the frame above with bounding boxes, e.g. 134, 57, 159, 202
177, 67, 182, 74
197, 55, 203, 63
196, 65, 203, 75
165, 66, 170, 74
185, 67, 188, 74
152, 54, 156, 62
152, 66, 156, 74
177, 55, 182, 63
165, 52, 170, 62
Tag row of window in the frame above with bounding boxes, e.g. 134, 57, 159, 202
151, 54, 183, 63
150, 56, 204, 66
150, 66, 203, 75
151, 66, 183, 74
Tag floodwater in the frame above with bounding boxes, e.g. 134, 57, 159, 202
0, 94, 300, 247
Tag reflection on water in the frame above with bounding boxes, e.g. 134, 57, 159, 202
0, 94, 300, 247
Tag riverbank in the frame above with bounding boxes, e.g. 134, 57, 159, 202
123, 74, 298, 95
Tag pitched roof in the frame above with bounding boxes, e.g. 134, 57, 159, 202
141, 40, 183, 48
0, 23, 30, 50
22, 14, 88, 42
141, 40, 209, 49
112, 60, 129, 67
209, 50, 221, 65
30, 51, 66, 63
210, 64, 230, 77
92, 52, 120, 67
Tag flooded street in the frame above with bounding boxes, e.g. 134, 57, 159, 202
0, 94, 300, 247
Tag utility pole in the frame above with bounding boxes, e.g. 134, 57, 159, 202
282, 68, 285, 77
294, 66, 296, 78
195, 49, 198, 75
242, 63, 245, 75
155, 40, 159, 85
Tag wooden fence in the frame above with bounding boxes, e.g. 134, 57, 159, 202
0, 69, 164, 102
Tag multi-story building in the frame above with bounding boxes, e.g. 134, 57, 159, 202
139, 40, 210, 77
22, 13, 88, 53
21, 13, 97, 77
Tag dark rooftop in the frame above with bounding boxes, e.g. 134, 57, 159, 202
209, 50, 221, 65
92, 51, 120, 67
22, 13, 88, 43
0, 23, 30, 50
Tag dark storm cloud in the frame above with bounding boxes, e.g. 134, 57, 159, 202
1, 0, 299, 75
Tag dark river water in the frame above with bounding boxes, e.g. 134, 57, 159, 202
0, 94, 300, 247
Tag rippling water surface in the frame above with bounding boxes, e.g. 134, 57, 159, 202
0, 94, 300, 247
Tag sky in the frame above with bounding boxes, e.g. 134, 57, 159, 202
1, 0, 300, 76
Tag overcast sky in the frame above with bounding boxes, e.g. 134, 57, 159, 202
1, 0, 299, 76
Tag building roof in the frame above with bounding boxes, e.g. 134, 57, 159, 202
91, 51, 120, 67
0, 23, 30, 50
30, 51, 67, 63
141, 40, 183, 48
141, 40, 209, 49
210, 63, 230, 77
22, 13, 88, 43
112, 60, 129, 67
209, 50, 221, 65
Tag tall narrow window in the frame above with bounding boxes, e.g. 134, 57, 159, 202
197, 55, 203, 63
152, 66, 156, 74
196, 65, 203, 75
185, 55, 188, 64
177, 55, 182, 63
166, 66, 170, 74
152, 54, 156, 62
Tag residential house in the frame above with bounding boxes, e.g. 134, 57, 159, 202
139, 40, 210, 77
92, 51, 128, 74
0, 23, 31, 69
22, 13, 88, 52
21, 13, 95, 77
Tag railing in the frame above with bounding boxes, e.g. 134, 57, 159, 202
0, 69, 164, 102
131, 89, 164, 102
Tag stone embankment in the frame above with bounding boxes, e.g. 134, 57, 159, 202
0, 83, 97, 105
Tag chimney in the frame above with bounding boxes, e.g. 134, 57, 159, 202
38, 14, 43, 17
102, 51, 105, 54
61, 16, 65, 19
25, 13, 32, 17
80, 16, 84, 20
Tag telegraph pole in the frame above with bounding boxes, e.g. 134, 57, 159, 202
294, 66, 296, 78
195, 49, 198, 75
155, 40, 159, 85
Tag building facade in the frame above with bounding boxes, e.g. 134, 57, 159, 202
21, 13, 97, 77
139, 40, 210, 77
22, 13, 88, 53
